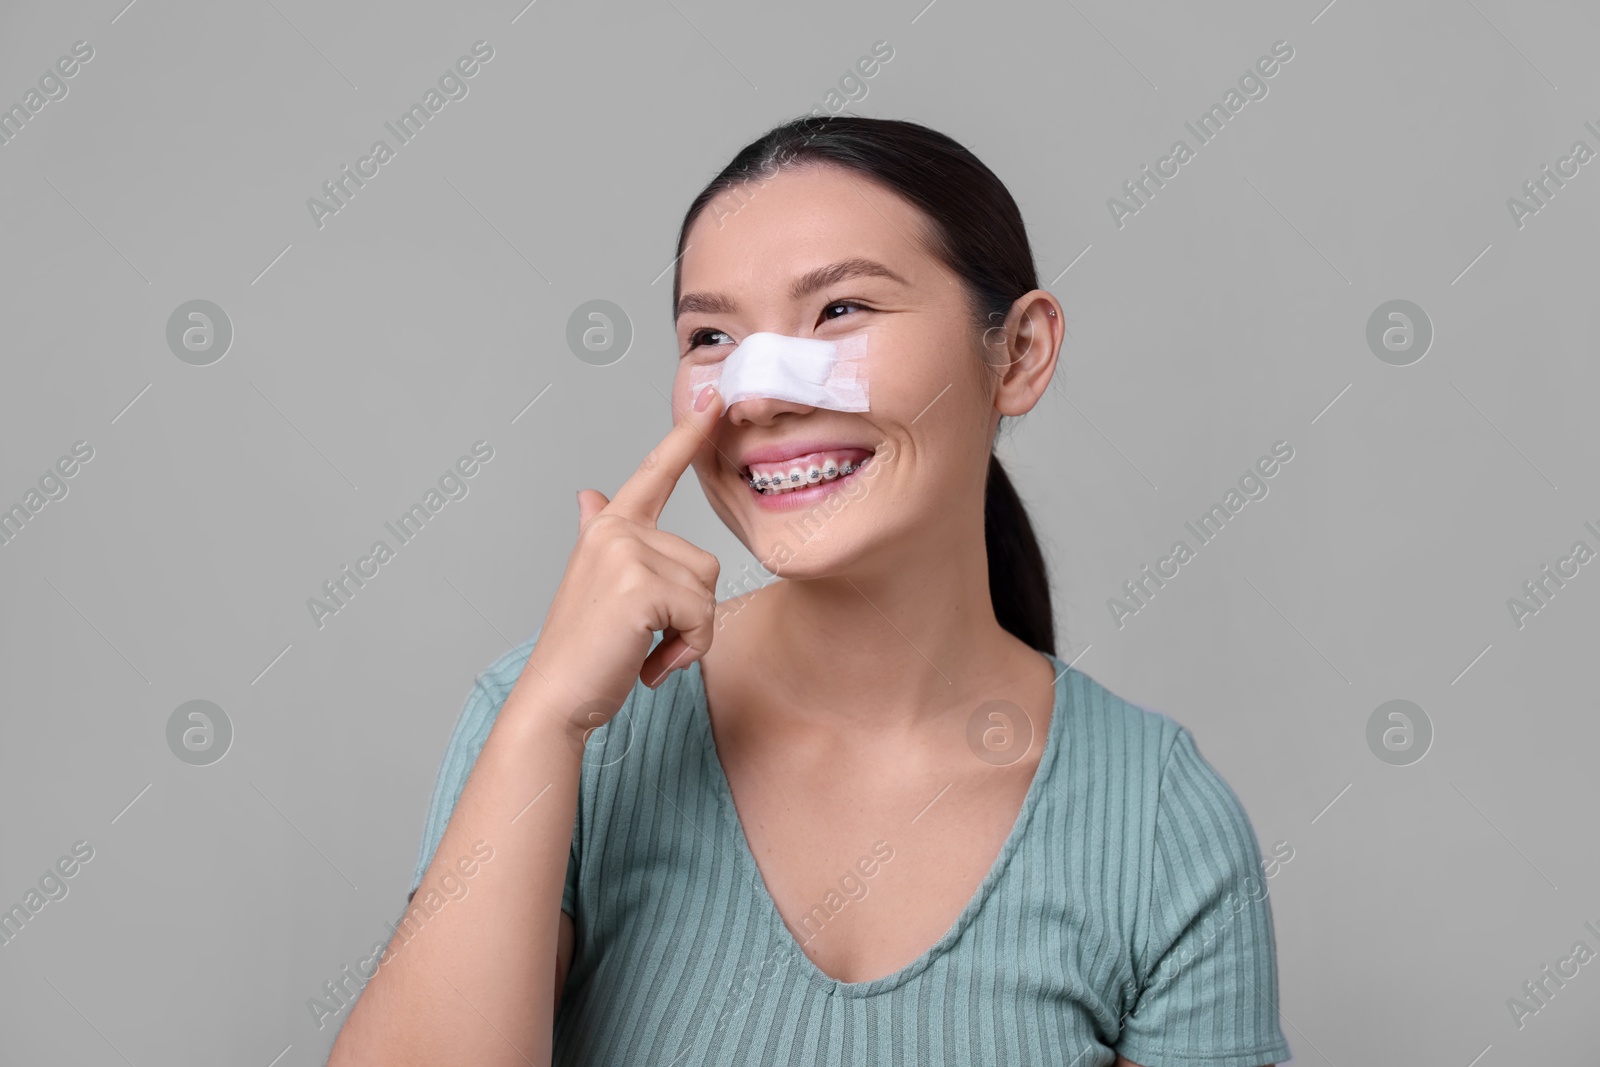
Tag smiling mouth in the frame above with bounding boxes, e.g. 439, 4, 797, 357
742, 449, 876, 495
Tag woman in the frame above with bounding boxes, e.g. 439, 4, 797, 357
329, 116, 1292, 1067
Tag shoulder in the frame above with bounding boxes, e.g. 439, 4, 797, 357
410, 628, 688, 899
426, 631, 542, 770
1058, 663, 1261, 847
409, 631, 541, 897
1054, 664, 1191, 800
434, 628, 704, 790
1072, 672, 1291, 1064
1050, 665, 1271, 927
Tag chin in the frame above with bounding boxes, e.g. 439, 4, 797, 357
715, 445, 900, 575
746, 521, 885, 581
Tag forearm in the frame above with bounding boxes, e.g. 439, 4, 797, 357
329, 672, 584, 1067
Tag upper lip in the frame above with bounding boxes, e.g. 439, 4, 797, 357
736, 438, 877, 474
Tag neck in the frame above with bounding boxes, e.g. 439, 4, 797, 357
725, 525, 1031, 729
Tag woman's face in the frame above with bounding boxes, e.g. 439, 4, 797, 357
673, 163, 1052, 578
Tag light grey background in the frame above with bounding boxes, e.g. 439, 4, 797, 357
2, 0, 1597, 1063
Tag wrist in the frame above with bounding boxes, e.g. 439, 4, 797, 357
502, 665, 618, 757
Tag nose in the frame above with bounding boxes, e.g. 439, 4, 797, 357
724, 393, 816, 426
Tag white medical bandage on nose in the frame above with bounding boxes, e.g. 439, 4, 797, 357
687, 332, 870, 412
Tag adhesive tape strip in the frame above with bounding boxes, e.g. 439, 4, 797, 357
688, 332, 870, 413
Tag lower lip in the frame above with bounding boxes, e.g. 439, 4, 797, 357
744, 456, 875, 511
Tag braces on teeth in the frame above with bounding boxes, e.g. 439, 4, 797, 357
747, 458, 868, 491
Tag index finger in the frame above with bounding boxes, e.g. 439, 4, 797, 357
606, 385, 723, 526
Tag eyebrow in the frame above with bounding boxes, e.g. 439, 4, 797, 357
675, 257, 910, 321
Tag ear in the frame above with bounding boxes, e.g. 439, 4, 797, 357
993, 291, 1063, 417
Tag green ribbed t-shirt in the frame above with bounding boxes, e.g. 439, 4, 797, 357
410, 629, 1292, 1066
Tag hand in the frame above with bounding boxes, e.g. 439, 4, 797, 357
519, 385, 725, 736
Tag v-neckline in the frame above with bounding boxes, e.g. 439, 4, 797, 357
687, 650, 1071, 999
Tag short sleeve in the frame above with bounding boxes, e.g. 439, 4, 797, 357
1115, 727, 1292, 1067
407, 629, 581, 918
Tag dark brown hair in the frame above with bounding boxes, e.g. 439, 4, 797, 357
672, 115, 1055, 655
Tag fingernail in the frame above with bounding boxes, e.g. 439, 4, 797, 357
694, 385, 716, 412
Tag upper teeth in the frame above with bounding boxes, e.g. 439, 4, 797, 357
746, 457, 868, 491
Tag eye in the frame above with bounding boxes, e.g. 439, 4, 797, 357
821, 300, 869, 323
687, 328, 734, 350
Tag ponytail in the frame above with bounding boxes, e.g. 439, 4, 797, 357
984, 454, 1054, 655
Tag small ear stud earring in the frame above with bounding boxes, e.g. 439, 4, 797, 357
1048, 309, 1057, 317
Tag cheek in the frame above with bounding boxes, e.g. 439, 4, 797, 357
862, 360, 940, 423
673, 364, 702, 415
693, 450, 726, 492
864, 331, 968, 408
676, 359, 722, 415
